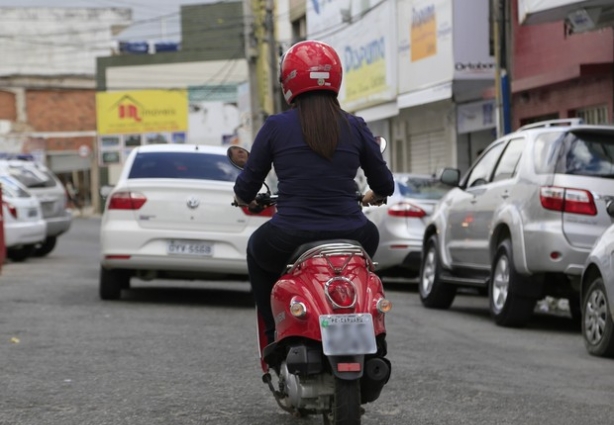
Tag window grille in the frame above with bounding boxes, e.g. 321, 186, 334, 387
576, 105, 609, 125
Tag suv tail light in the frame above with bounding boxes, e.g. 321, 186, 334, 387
240, 206, 276, 217
3, 201, 17, 218
387, 202, 426, 218
540, 186, 597, 216
108, 191, 147, 210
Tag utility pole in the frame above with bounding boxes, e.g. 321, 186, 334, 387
493, 0, 512, 137
243, 0, 263, 144
265, 0, 281, 115
242, 0, 279, 144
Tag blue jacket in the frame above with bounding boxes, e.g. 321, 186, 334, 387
234, 108, 394, 231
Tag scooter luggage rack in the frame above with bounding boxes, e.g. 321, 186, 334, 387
286, 242, 376, 274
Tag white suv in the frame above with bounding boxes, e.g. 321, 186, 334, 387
0, 158, 72, 256
420, 119, 614, 327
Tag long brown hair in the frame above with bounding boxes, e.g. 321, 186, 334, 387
294, 91, 347, 160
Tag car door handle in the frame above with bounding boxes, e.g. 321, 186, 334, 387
501, 192, 509, 199
470, 199, 477, 204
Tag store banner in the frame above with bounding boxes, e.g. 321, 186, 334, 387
398, 0, 453, 94
308, 0, 397, 111
96, 89, 188, 135
453, 0, 495, 80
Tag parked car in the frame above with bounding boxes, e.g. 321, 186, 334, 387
363, 173, 450, 278
581, 211, 614, 358
99, 144, 274, 300
0, 158, 72, 257
420, 118, 614, 327
0, 174, 47, 262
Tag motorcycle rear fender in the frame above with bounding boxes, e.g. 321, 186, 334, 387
327, 355, 365, 380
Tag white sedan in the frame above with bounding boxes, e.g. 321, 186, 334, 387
99, 144, 274, 300
1, 174, 47, 262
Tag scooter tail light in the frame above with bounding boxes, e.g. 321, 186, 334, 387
376, 298, 392, 314
325, 277, 357, 309
290, 299, 307, 318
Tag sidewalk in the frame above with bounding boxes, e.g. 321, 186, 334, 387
69, 206, 100, 218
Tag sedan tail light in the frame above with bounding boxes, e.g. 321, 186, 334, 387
387, 202, 426, 218
107, 191, 147, 210
3, 201, 17, 219
540, 186, 597, 216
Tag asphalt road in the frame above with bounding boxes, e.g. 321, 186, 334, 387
1, 216, 614, 425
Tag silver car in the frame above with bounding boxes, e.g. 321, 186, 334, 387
581, 209, 614, 358
363, 174, 450, 278
420, 119, 614, 327
0, 159, 72, 256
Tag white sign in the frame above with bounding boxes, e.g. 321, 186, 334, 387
453, 0, 495, 80
78, 145, 91, 158
457, 99, 496, 134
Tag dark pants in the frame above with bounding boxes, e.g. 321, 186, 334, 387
246, 220, 380, 344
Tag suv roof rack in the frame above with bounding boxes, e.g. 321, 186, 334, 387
518, 118, 584, 131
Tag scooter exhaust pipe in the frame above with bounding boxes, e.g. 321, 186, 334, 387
361, 357, 391, 403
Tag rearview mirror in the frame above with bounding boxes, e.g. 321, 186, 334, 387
227, 146, 249, 170
375, 136, 387, 153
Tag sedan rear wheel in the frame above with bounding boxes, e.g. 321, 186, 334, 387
419, 235, 456, 309
99, 267, 130, 300
489, 239, 536, 327
582, 277, 614, 358
33, 236, 57, 257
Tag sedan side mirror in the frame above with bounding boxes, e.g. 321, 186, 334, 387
607, 200, 614, 218
439, 168, 461, 187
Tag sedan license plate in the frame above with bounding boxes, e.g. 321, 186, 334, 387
167, 240, 213, 256
320, 313, 377, 356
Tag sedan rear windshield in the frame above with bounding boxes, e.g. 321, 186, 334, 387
397, 177, 450, 200
128, 152, 241, 182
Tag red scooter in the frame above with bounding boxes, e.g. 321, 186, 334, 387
228, 144, 392, 425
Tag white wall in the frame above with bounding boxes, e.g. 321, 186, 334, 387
0, 8, 131, 77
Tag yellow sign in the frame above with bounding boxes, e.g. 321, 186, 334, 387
96, 90, 188, 135
411, 5, 437, 62
345, 59, 387, 103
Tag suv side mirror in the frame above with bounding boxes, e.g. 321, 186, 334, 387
439, 168, 461, 187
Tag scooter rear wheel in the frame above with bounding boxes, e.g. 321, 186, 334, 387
323, 377, 361, 425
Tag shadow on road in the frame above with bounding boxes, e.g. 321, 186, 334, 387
119, 285, 255, 308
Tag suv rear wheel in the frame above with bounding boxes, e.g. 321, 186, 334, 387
490, 239, 536, 327
419, 235, 456, 309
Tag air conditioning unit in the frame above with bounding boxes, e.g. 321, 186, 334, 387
566, 5, 614, 34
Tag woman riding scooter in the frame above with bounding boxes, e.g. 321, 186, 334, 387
233, 40, 394, 347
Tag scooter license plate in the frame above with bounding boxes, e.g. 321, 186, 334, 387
319, 313, 377, 356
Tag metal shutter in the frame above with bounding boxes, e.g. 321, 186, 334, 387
409, 130, 447, 175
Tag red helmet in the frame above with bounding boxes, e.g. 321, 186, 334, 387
279, 40, 342, 104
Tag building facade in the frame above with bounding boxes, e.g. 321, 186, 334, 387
0, 7, 131, 207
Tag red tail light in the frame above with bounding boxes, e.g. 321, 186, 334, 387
3, 201, 17, 218
387, 202, 426, 218
325, 277, 357, 309
107, 191, 147, 210
240, 206, 276, 217
540, 186, 597, 216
